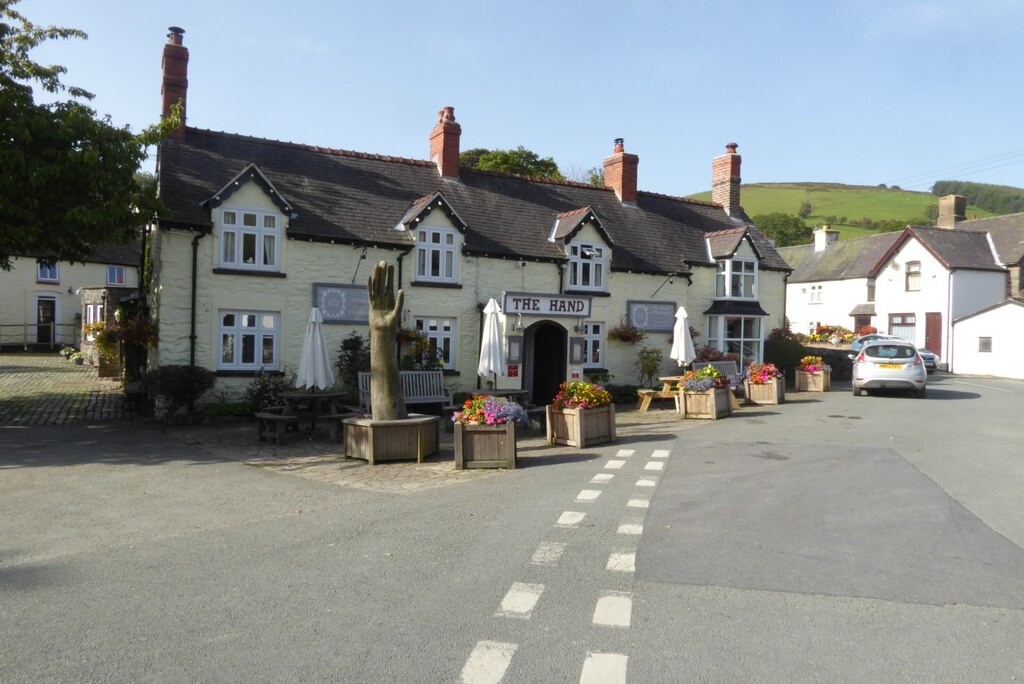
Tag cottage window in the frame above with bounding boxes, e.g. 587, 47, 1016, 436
37, 261, 59, 282
715, 259, 757, 299
809, 284, 823, 304
978, 337, 992, 353
708, 315, 762, 369
218, 311, 279, 371
866, 278, 876, 302
568, 243, 606, 291
414, 316, 456, 367
85, 304, 104, 341
889, 313, 916, 341
106, 266, 126, 286
905, 261, 921, 292
414, 228, 459, 283
583, 322, 604, 368
219, 208, 280, 271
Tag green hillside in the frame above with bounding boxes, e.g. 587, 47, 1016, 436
688, 183, 995, 241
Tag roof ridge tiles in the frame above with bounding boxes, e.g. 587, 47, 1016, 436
636, 189, 720, 207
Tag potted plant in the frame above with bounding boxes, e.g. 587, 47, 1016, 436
743, 362, 785, 405
452, 396, 529, 469
546, 381, 615, 448
679, 366, 731, 419
59, 345, 76, 359
607, 321, 647, 344
795, 355, 831, 392
69, 351, 86, 366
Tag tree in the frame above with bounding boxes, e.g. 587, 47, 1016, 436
0, 0, 176, 270
752, 213, 814, 247
460, 145, 564, 180
797, 200, 812, 219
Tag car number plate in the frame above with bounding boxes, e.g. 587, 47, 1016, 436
879, 363, 903, 369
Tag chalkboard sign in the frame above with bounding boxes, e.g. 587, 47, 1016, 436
313, 283, 369, 324
627, 300, 677, 333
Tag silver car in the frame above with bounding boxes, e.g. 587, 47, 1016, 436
852, 340, 927, 398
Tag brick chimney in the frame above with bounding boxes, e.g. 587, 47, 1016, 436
603, 138, 639, 204
937, 195, 966, 229
161, 26, 188, 140
429, 107, 461, 179
711, 143, 741, 216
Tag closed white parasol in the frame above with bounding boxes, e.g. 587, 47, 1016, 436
296, 307, 335, 390
477, 298, 505, 381
669, 305, 697, 367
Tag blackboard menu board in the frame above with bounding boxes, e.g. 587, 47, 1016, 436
313, 283, 369, 324
627, 300, 677, 333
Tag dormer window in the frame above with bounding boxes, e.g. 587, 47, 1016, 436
715, 258, 757, 299
218, 208, 281, 271
414, 227, 459, 283
568, 243, 606, 291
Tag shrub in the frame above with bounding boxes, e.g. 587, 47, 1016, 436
635, 347, 663, 387
145, 365, 216, 415
245, 369, 295, 412
764, 335, 807, 377
857, 325, 878, 336
806, 345, 853, 380
605, 383, 643, 405
695, 345, 727, 362
583, 368, 611, 385
336, 331, 370, 403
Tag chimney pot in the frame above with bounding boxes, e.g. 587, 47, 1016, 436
161, 26, 189, 140
429, 105, 462, 179
726, 142, 738, 154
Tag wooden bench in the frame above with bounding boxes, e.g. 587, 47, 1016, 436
255, 412, 299, 445
691, 360, 742, 409
358, 370, 452, 412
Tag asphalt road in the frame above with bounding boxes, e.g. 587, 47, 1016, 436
2, 373, 1022, 682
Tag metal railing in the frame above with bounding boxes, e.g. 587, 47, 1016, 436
0, 323, 82, 351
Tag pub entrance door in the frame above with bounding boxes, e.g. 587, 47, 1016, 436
524, 321, 566, 406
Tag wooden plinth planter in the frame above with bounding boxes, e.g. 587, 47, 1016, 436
744, 379, 785, 405
546, 405, 616, 448
343, 414, 440, 465
683, 387, 732, 419
796, 369, 831, 392
454, 422, 517, 469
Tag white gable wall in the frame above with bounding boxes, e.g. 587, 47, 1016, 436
952, 303, 1024, 379
785, 277, 870, 336
874, 239, 950, 353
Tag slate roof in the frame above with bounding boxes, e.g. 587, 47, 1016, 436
896, 226, 1004, 272
777, 232, 901, 283
20, 239, 141, 266
156, 127, 792, 275
953, 213, 1024, 265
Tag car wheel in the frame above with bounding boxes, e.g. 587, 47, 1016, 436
853, 386, 863, 397
916, 388, 926, 399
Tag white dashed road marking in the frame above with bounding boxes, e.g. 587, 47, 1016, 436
604, 460, 625, 470
576, 489, 602, 502
497, 582, 545, 619
461, 641, 518, 684
615, 449, 635, 458
531, 541, 566, 567
556, 511, 586, 527
590, 473, 615, 484
617, 523, 643, 535
651, 449, 671, 458
593, 591, 633, 627
580, 652, 628, 684
627, 498, 650, 509
644, 461, 664, 471
606, 551, 636, 573
635, 478, 657, 487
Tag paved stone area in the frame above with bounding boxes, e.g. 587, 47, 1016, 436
0, 352, 129, 425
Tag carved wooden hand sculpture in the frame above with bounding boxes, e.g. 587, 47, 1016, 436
367, 261, 407, 420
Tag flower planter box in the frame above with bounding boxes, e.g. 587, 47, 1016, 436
454, 422, 517, 469
343, 414, 440, 465
744, 378, 785, 405
683, 387, 732, 419
546, 404, 616, 449
796, 369, 831, 392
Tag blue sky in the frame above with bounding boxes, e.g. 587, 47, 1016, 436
27, 0, 1024, 196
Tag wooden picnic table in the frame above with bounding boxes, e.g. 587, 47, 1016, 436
279, 390, 348, 430
636, 376, 683, 413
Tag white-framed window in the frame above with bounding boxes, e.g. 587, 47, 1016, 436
85, 304, 104, 341
809, 284, 823, 304
414, 316, 456, 367
708, 315, 762, 368
715, 259, 757, 299
218, 311, 279, 371
978, 337, 992, 353
414, 227, 459, 283
889, 313, 916, 341
219, 207, 281, 271
866, 278, 876, 302
37, 261, 59, 282
807, 320, 820, 336
106, 266, 126, 286
568, 243, 606, 291
583, 322, 604, 368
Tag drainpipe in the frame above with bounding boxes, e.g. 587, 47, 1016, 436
556, 262, 565, 294
395, 246, 413, 367
946, 270, 953, 373
189, 231, 208, 366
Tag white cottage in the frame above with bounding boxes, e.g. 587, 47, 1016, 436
952, 300, 1024, 379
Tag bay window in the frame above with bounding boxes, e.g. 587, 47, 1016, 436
707, 315, 762, 368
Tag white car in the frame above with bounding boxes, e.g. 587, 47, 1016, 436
852, 340, 927, 398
